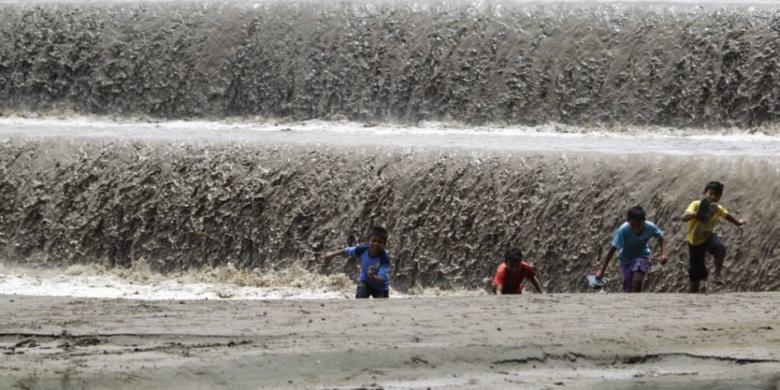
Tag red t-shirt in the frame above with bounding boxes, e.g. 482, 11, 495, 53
492, 261, 536, 294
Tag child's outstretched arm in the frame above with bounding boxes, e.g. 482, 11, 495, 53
595, 246, 617, 279
323, 249, 346, 262
530, 275, 544, 294
724, 213, 746, 227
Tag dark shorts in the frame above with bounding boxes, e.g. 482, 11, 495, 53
619, 257, 651, 293
688, 234, 726, 281
356, 282, 389, 299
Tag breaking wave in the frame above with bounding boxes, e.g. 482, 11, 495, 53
1, 137, 778, 292
2, 0, 780, 128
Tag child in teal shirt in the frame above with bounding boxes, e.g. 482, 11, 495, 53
596, 206, 668, 292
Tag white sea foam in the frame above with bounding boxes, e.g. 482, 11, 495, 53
0, 270, 353, 300
2, 115, 779, 157
0, 262, 483, 300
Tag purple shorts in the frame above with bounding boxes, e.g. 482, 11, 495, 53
619, 257, 651, 292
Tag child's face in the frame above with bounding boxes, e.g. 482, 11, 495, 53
628, 219, 645, 234
704, 188, 722, 202
506, 259, 522, 271
367, 235, 386, 256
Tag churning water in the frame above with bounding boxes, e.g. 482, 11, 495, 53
2, 0, 780, 127
1, 0, 779, 297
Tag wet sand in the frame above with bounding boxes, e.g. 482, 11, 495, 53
1, 293, 778, 389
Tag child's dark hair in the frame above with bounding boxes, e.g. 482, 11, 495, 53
704, 181, 724, 196
504, 247, 524, 263
368, 226, 388, 242
626, 206, 646, 222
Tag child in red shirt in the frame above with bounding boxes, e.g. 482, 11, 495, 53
491, 248, 545, 294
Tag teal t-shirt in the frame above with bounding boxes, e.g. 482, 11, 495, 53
611, 221, 663, 264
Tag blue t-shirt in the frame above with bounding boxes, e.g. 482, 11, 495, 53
611, 221, 664, 264
346, 245, 391, 291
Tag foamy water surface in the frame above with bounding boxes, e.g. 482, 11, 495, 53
0, 263, 481, 300
0, 268, 354, 300
2, 116, 780, 157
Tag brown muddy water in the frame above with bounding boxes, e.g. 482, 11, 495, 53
2, 0, 780, 127
1, 0, 780, 294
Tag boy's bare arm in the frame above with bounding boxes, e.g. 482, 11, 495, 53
679, 212, 696, 222
724, 214, 746, 226
596, 247, 617, 278
657, 238, 669, 264
323, 249, 346, 261
530, 275, 544, 294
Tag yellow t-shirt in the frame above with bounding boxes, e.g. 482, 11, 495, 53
686, 200, 728, 246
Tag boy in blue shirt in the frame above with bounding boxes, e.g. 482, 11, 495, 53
595, 206, 668, 292
323, 226, 391, 298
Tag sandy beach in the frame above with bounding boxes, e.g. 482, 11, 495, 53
1, 293, 778, 389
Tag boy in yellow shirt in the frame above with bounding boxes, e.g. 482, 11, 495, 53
680, 181, 745, 293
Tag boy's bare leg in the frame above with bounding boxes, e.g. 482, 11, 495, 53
713, 256, 724, 282
631, 272, 644, 293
